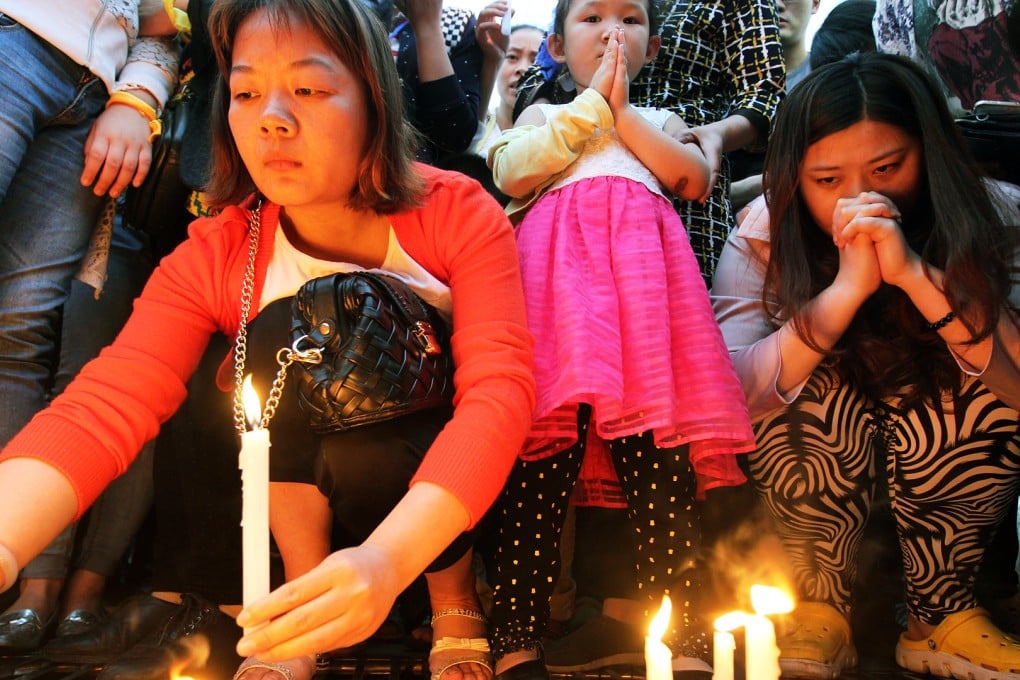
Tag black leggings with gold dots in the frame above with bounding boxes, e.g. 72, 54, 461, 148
487, 406, 708, 660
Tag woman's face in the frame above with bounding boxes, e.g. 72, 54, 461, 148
227, 10, 369, 212
496, 28, 545, 112
798, 119, 923, 234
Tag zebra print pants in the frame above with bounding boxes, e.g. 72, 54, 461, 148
747, 368, 1020, 624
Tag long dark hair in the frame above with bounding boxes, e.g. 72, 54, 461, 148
762, 52, 1016, 405
205, 0, 423, 212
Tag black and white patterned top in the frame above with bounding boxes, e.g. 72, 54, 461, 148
390, 7, 483, 165
633, 0, 785, 282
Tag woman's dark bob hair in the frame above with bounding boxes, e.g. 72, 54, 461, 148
205, 0, 424, 213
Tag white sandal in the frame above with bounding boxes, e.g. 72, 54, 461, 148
232, 654, 318, 680
428, 608, 493, 680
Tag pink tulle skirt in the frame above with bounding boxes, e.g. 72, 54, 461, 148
516, 176, 754, 494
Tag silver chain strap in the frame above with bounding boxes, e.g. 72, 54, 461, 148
232, 202, 324, 435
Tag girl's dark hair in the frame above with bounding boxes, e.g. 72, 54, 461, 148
205, 0, 424, 213
808, 0, 877, 70
552, 0, 661, 40
762, 52, 1017, 405
510, 24, 545, 35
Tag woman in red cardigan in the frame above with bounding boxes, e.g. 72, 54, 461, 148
0, 2, 535, 680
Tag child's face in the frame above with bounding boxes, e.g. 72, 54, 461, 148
797, 119, 923, 235
227, 9, 370, 213
496, 28, 545, 111
551, 0, 657, 88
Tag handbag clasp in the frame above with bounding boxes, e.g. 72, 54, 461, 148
412, 321, 442, 355
287, 334, 324, 365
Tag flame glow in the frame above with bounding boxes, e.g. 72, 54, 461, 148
750, 584, 795, 616
648, 595, 672, 640
167, 631, 210, 679
242, 375, 262, 430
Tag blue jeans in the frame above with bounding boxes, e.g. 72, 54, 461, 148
20, 219, 156, 580
0, 14, 108, 445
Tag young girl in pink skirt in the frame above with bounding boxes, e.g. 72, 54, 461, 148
485, 0, 757, 677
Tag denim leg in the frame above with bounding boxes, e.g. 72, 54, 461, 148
0, 17, 108, 445
60, 223, 156, 577
48, 222, 155, 398
19, 525, 76, 579
18, 220, 155, 579
75, 441, 155, 576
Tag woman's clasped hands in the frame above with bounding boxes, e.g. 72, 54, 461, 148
831, 191, 924, 293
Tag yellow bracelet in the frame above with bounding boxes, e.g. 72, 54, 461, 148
106, 90, 162, 143
0, 543, 18, 593
163, 0, 191, 34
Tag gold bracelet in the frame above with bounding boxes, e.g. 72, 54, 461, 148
105, 91, 162, 143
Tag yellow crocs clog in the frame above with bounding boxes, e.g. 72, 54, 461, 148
777, 601, 858, 679
895, 607, 1020, 680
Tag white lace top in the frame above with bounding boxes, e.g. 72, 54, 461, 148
536, 103, 674, 198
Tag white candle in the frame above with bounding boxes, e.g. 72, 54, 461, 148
239, 376, 271, 616
743, 613, 778, 680
645, 595, 673, 680
745, 585, 795, 680
501, 0, 513, 35
712, 612, 744, 680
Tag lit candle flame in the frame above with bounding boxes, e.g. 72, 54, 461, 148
648, 594, 672, 640
715, 610, 749, 632
750, 584, 794, 616
241, 375, 262, 431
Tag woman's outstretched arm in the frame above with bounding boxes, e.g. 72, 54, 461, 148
0, 458, 78, 591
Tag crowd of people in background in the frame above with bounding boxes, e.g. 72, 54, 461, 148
0, 1, 1017, 680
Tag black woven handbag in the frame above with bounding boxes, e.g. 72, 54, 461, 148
289, 272, 455, 433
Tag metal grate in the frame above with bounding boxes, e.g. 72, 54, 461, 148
0, 658, 97, 680
2, 640, 923, 679
0, 648, 656, 680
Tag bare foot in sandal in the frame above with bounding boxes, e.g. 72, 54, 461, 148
428, 608, 493, 680
233, 654, 317, 680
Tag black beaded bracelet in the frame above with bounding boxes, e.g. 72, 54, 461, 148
925, 310, 955, 332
